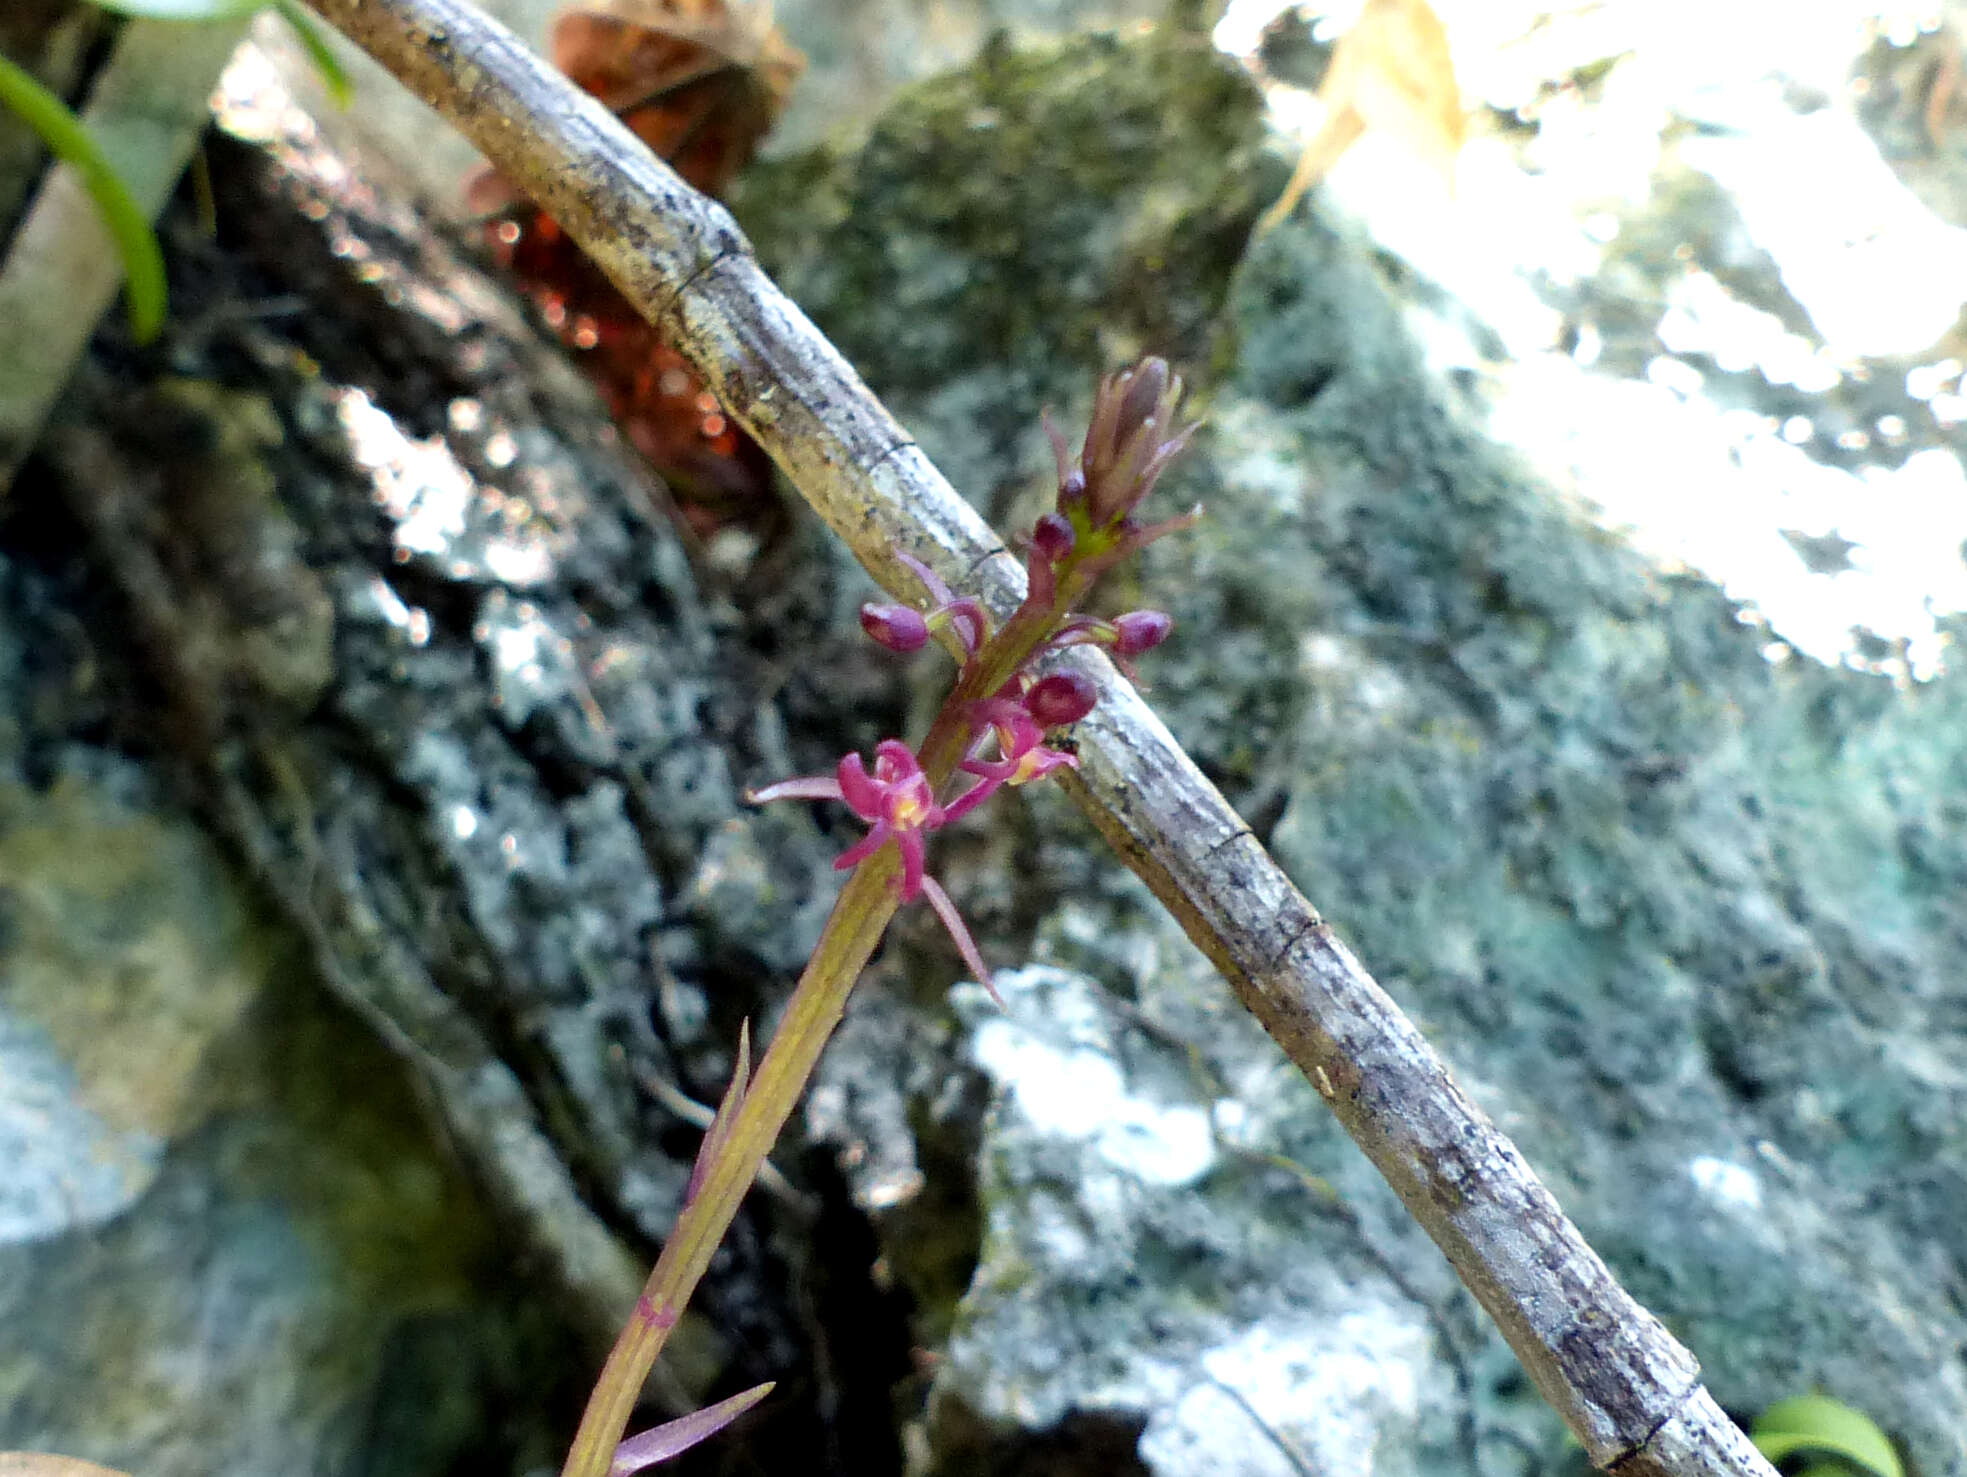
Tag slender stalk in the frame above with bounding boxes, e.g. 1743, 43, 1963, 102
557, 601, 1066, 1477
558, 855, 901, 1477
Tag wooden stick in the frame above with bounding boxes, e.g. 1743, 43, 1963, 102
297, 1, 1777, 1471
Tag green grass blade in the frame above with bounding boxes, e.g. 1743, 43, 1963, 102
0, 52, 167, 343
271, 0, 354, 108
1752, 1395, 1903, 1477
86, 0, 261, 19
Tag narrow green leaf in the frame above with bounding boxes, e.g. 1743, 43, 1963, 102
0, 53, 167, 342
272, 0, 354, 109
1752, 1395, 1903, 1477
87, 0, 261, 19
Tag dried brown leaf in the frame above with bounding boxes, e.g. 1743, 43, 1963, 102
1259, 0, 1463, 233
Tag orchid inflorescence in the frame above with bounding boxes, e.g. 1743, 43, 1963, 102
746, 356, 1197, 995
573, 359, 1195, 1477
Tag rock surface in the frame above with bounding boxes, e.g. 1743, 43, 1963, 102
7, 7, 1967, 1477
749, 21, 1967, 1477
0, 597, 587, 1474
0, 56, 880, 1477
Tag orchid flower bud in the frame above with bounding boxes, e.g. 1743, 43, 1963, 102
1111, 609, 1173, 657
1025, 670, 1098, 727
1066, 357, 1199, 536
1032, 512, 1076, 564
860, 602, 930, 652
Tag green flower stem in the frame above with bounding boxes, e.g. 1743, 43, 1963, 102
557, 573, 1069, 1477
557, 850, 903, 1477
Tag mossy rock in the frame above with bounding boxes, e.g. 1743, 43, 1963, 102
738, 25, 1278, 515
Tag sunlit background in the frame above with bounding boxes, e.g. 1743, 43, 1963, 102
1216, 0, 1967, 680
273, 0, 1967, 679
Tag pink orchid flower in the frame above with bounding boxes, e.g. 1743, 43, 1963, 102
747, 739, 996, 991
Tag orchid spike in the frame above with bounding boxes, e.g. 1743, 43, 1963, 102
561, 358, 1198, 1477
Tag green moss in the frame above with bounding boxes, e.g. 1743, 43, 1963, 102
738, 26, 1278, 511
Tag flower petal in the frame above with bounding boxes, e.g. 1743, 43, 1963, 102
943, 773, 1001, 823
1010, 745, 1078, 785
895, 549, 954, 608
921, 875, 1001, 1007
1025, 671, 1097, 726
871, 739, 923, 783
941, 598, 989, 656
834, 824, 889, 872
861, 602, 930, 651
744, 775, 846, 806
1023, 541, 1058, 609
894, 826, 927, 901
835, 752, 883, 818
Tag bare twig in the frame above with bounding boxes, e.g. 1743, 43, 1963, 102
296, 1, 1776, 1472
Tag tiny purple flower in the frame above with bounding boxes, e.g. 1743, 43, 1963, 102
747, 739, 945, 901
1111, 609, 1172, 657
831, 740, 943, 900
747, 740, 998, 995
1049, 608, 1176, 678
892, 550, 989, 657
945, 690, 1082, 823
1025, 670, 1098, 726
860, 602, 930, 652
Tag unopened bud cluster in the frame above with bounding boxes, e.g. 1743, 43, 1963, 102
749, 358, 1199, 990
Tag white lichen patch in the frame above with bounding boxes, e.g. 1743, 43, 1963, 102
1140, 1307, 1434, 1477
964, 970, 1217, 1188
334, 386, 560, 587
1688, 1154, 1764, 1212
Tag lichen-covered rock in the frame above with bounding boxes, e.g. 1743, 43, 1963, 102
1191, 220, 1967, 1473
936, 964, 1472, 1477
0, 62, 891, 1475
737, 24, 1277, 521
0, 592, 585, 1474
768, 23, 1967, 1477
